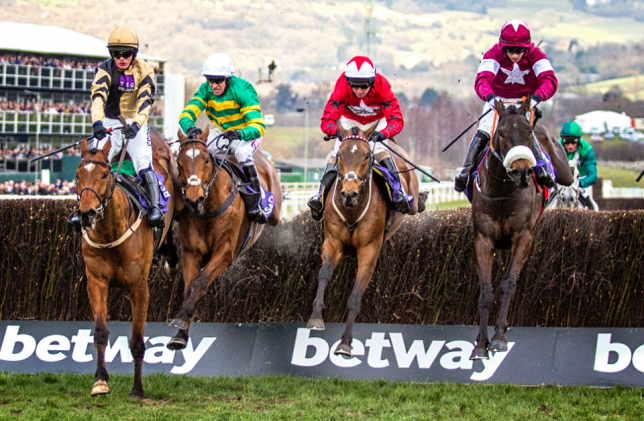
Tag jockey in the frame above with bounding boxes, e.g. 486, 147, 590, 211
179, 53, 268, 224
558, 121, 599, 210
454, 19, 558, 193
308, 56, 408, 221
90, 26, 164, 228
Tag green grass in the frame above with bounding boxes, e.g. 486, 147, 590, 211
432, 200, 471, 210
0, 373, 642, 420
598, 165, 642, 188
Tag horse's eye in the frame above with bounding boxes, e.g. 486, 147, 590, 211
205, 158, 210, 165
102, 171, 108, 179
364, 155, 369, 161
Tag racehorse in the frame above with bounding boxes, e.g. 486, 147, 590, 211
167, 127, 282, 349
76, 134, 181, 398
547, 159, 584, 209
307, 124, 421, 356
471, 94, 572, 360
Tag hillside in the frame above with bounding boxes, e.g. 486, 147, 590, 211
3, 0, 644, 98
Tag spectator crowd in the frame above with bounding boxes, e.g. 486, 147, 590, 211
0, 179, 77, 196
0, 100, 162, 116
0, 145, 81, 160
0, 53, 164, 74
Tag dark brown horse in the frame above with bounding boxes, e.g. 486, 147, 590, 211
167, 127, 282, 349
307, 125, 421, 356
76, 134, 181, 398
471, 94, 572, 360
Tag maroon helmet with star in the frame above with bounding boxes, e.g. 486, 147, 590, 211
499, 19, 531, 48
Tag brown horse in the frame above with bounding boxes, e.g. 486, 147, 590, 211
76, 134, 181, 398
470, 94, 572, 360
167, 127, 282, 349
307, 125, 421, 356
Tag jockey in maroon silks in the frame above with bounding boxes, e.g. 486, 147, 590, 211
307, 56, 408, 221
454, 19, 558, 193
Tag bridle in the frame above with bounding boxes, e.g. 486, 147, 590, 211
178, 134, 228, 200
336, 135, 374, 194
77, 158, 117, 221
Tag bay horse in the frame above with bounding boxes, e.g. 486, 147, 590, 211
76, 134, 181, 398
307, 124, 421, 356
167, 126, 282, 349
471, 94, 572, 360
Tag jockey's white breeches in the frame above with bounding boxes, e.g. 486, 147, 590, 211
94, 117, 152, 174
206, 127, 262, 167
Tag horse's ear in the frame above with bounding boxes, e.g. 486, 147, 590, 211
178, 129, 187, 143
336, 121, 349, 139
521, 92, 532, 113
363, 124, 377, 139
80, 138, 89, 155
494, 99, 504, 115
102, 137, 112, 157
201, 126, 210, 140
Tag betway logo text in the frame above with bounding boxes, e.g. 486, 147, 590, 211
291, 328, 513, 381
594, 333, 644, 373
0, 326, 214, 374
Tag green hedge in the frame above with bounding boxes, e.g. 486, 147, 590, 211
1, 199, 643, 327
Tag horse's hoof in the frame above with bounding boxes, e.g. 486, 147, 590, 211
334, 343, 352, 358
470, 348, 490, 360
489, 339, 508, 352
164, 261, 180, 276
169, 318, 189, 330
128, 392, 143, 400
307, 318, 325, 330
91, 380, 110, 396
166, 336, 187, 350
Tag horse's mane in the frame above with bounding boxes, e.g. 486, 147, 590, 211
350, 127, 359, 136
149, 125, 172, 144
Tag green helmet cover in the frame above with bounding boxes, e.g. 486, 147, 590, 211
560, 121, 582, 138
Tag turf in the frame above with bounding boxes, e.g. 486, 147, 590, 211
0, 373, 642, 420
597, 165, 642, 188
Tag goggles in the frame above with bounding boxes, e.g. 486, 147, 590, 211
562, 137, 580, 145
348, 81, 371, 90
206, 76, 227, 85
110, 50, 134, 59
505, 46, 526, 55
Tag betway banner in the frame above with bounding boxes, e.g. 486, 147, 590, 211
1, 321, 644, 386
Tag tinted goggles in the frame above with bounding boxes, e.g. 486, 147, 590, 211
206, 76, 227, 85
110, 50, 134, 59
348, 81, 371, 90
562, 137, 580, 145
505, 46, 526, 55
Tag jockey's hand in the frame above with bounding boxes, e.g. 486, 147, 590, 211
92, 121, 107, 140
187, 126, 202, 138
486, 93, 498, 110
123, 122, 141, 140
370, 131, 387, 143
223, 130, 241, 141
530, 94, 542, 110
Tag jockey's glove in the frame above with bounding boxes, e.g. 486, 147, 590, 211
187, 126, 203, 138
92, 121, 107, 140
223, 130, 241, 141
486, 93, 498, 110
530, 94, 542, 110
370, 131, 387, 143
123, 122, 141, 140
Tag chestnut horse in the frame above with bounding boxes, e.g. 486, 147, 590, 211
470, 95, 572, 360
75, 134, 181, 398
167, 127, 282, 349
307, 125, 420, 356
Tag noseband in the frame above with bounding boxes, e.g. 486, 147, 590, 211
77, 158, 117, 220
336, 135, 374, 193
179, 134, 226, 200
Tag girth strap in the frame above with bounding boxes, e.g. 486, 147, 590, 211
200, 181, 240, 219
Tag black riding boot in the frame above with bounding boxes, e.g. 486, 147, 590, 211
242, 164, 268, 224
381, 157, 411, 214
454, 131, 489, 193
532, 135, 556, 189
66, 211, 82, 233
142, 170, 165, 229
307, 163, 336, 221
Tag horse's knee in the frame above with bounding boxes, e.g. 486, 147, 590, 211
94, 324, 109, 347
479, 289, 494, 310
319, 262, 334, 282
130, 338, 146, 359
347, 296, 362, 313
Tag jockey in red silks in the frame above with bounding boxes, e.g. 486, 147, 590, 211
454, 19, 558, 193
307, 56, 408, 221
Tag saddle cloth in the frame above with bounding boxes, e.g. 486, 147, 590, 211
110, 161, 171, 214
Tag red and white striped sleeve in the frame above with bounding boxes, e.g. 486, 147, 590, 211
474, 45, 501, 101
530, 48, 558, 101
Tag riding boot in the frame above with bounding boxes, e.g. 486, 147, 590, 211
381, 156, 411, 214
532, 135, 556, 189
580, 187, 599, 211
454, 131, 489, 193
307, 163, 336, 221
66, 211, 82, 233
242, 164, 268, 224
142, 170, 165, 229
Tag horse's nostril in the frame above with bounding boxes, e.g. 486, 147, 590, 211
196, 196, 205, 207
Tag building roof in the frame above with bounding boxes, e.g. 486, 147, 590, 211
0, 21, 165, 62
274, 158, 329, 169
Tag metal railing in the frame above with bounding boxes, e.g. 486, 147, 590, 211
602, 180, 644, 199
0, 157, 62, 173
0, 64, 164, 94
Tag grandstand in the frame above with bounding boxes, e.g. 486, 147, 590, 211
0, 21, 184, 183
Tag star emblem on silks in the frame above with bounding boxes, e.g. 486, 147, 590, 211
500, 63, 530, 85
330, 99, 342, 110
347, 100, 380, 116
381, 100, 393, 109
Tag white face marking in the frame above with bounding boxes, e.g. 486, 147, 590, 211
186, 149, 200, 159
84, 163, 95, 172
351, 145, 358, 154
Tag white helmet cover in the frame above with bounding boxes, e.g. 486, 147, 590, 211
202, 53, 235, 77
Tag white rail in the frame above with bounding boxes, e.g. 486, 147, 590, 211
602, 180, 644, 199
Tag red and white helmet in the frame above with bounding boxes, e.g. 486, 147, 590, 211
345, 56, 376, 84
499, 19, 531, 48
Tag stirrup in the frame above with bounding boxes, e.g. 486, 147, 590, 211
308, 195, 324, 221
394, 196, 411, 214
